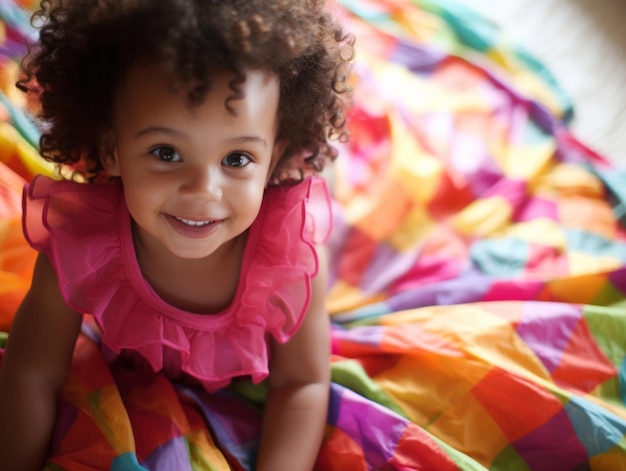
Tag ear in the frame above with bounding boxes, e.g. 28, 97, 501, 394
99, 130, 121, 177
266, 139, 289, 185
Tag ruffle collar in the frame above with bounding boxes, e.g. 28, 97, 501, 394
22, 175, 332, 391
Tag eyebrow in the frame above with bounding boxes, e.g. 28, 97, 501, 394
135, 127, 184, 139
229, 135, 268, 148
135, 127, 267, 148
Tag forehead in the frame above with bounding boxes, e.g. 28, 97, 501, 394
113, 63, 281, 133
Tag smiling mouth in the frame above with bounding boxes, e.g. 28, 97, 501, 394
174, 216, 214, 227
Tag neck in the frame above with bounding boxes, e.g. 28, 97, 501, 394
132, 224, 248, 313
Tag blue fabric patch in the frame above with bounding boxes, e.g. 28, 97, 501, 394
111, 453, 148, 471
565, 395, 626, 456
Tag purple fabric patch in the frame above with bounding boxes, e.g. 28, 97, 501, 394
512, 407, 587, 471
361, 243, 420, 294
516, 301, 582, 373
334, 383, 407, 467
608, 267, 626, 296
391, 40, 446, 73
178, 386, 259, 469
143, 436, 192, 471
333, 325, 384, 348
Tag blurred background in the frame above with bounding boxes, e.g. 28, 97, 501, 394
459, 0, 626, 166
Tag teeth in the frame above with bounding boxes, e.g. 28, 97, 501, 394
175, 217, 213, 227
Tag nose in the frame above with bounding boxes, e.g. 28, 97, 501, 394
179, 166, 223, 201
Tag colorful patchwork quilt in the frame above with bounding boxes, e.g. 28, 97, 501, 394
1, 0, 626, 469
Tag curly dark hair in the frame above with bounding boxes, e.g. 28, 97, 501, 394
18, 0, 354, 183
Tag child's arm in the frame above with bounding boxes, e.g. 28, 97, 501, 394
0, 253, 82, 471
257, 247, 331, 471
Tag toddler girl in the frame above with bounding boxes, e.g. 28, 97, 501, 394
0, 0, 353, 469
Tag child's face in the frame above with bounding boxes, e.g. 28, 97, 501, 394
103, 64, 283, 261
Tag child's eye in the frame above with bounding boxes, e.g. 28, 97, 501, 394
222, 152, 252, 168
151, 146, 181, 162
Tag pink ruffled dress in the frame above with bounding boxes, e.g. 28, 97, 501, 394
22, 175, 332, 392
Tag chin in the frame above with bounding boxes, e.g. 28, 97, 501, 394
169, 247, 219, 260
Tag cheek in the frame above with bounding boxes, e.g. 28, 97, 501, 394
124, 190, 155, 222
119, 163, 173, 195
121, 176, 169, 217
232, 180, 266, 215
